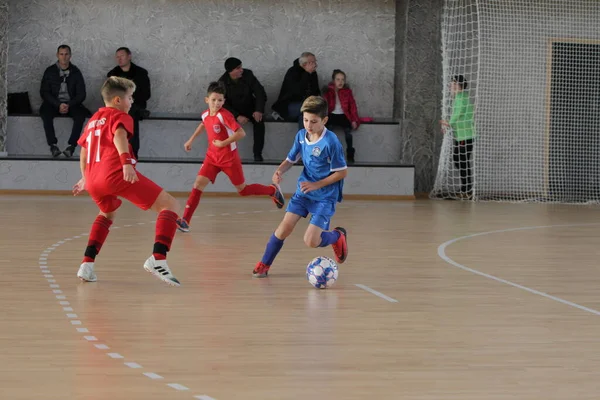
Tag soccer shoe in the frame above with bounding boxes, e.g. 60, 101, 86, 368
77, 262, 97, 282
176, 218, 190, 233
252, 262, 270, 278
331, 227, 348, 264
143, 256, 181, 287
270, 183, 285, 209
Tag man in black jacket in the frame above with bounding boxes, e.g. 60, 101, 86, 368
40, 44, 91, 158
107, 47, 151, 159
272, 52, 320, 129
219, 57, 267, 161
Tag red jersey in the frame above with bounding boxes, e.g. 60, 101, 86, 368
201, 108, 242, 166
77, 107, 135, 184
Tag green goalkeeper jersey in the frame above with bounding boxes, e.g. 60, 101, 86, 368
449, 91, 475, 141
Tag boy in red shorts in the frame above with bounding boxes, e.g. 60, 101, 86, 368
73, 76, 182, 286
176, 81, 285, 232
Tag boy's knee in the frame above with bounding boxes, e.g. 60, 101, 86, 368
304, 235, 321, 248
101, 211, 116, 221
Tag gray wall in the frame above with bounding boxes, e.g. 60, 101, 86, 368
0, 0, 7, 153
395, 0, 443, 192
7, 0, 395, 118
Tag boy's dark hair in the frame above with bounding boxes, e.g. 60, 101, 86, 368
57, 44, 71, 54
332, 69, 346, 81
116, 47, 131, 55
207, 81, 226, 96
452, 75, 468, 89
101, 76, 136, 103
301, 96, 328, 118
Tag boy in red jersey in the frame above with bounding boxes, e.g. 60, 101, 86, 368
73, 76, 181, 286
176, 81, 285, 232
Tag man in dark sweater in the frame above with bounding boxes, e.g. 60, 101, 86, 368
272, 52, 320, 129
218, 57, 268, 161
39, 44, 91, 158
107, 47, 151, 158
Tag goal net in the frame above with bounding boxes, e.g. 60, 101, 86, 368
431, 0, 600, 203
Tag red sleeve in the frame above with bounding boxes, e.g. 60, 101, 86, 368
347, 89, 360, 126
222, 110, 241, 132
111, 112, 134, 139
77, 130, 88, 148
323, 90, 335, 113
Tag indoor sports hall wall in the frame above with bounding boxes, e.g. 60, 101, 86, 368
2, 0, 446, 193
0, 0, 7, 155
6, 0, 394, 119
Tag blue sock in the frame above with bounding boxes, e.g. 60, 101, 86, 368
261, 233, 285, 265
318, 230, 340, 247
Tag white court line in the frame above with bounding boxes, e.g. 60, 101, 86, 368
143, 372, 163, 380
37, 205, 316, 399
167, 383, 189, 391
355, 284, 399, 303
438, 222, 600, 317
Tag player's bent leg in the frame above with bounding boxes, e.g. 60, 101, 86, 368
179, 175, 211, 232
149, 190, 180, 214
193, 174, 211, 191
77, 198, 120, 283
275, 212, 303, 240
304, 223, 324, 248
143, 190, 181, 287
253, 212, 303, 278
237, 182, 284, 209
308, 214, 348, 264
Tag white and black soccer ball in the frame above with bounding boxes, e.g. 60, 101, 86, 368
306, 256, 339, 289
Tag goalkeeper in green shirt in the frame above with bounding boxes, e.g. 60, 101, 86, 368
441, 75, 475, 198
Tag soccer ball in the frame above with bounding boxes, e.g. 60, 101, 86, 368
306, 256, 339, 289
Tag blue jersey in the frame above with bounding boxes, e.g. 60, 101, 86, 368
286, 128, 347, 202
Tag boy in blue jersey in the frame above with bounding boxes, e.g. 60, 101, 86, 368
253, 96, 348, 278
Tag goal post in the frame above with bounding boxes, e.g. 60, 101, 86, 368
431, 0, 600, 203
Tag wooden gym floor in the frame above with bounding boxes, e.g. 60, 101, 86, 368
1, 194, 599, 399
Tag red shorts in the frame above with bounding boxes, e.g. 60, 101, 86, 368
198, 159, 245, 186
87, 172, 163, 213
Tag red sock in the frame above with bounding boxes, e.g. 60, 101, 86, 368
239, 184, 275, 196
153, 210, 178, 261
183, 188, 203, 223
82, 215, 113, 263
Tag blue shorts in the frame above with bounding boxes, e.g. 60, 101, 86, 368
286, 193, 336, 231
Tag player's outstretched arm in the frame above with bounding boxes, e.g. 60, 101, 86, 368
73, 148, 87, 196
272, 159, 294, 184
113, 127, 139, 183
184, 123, 205, 151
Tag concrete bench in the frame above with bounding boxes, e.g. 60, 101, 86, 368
6, 114, 402, 163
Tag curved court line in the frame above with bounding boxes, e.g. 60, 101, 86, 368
38, 209, 260, 400
438, 222, 600, 317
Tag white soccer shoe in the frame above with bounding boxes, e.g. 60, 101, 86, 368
77, 262, 97, 282
143, 256, 181, 287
